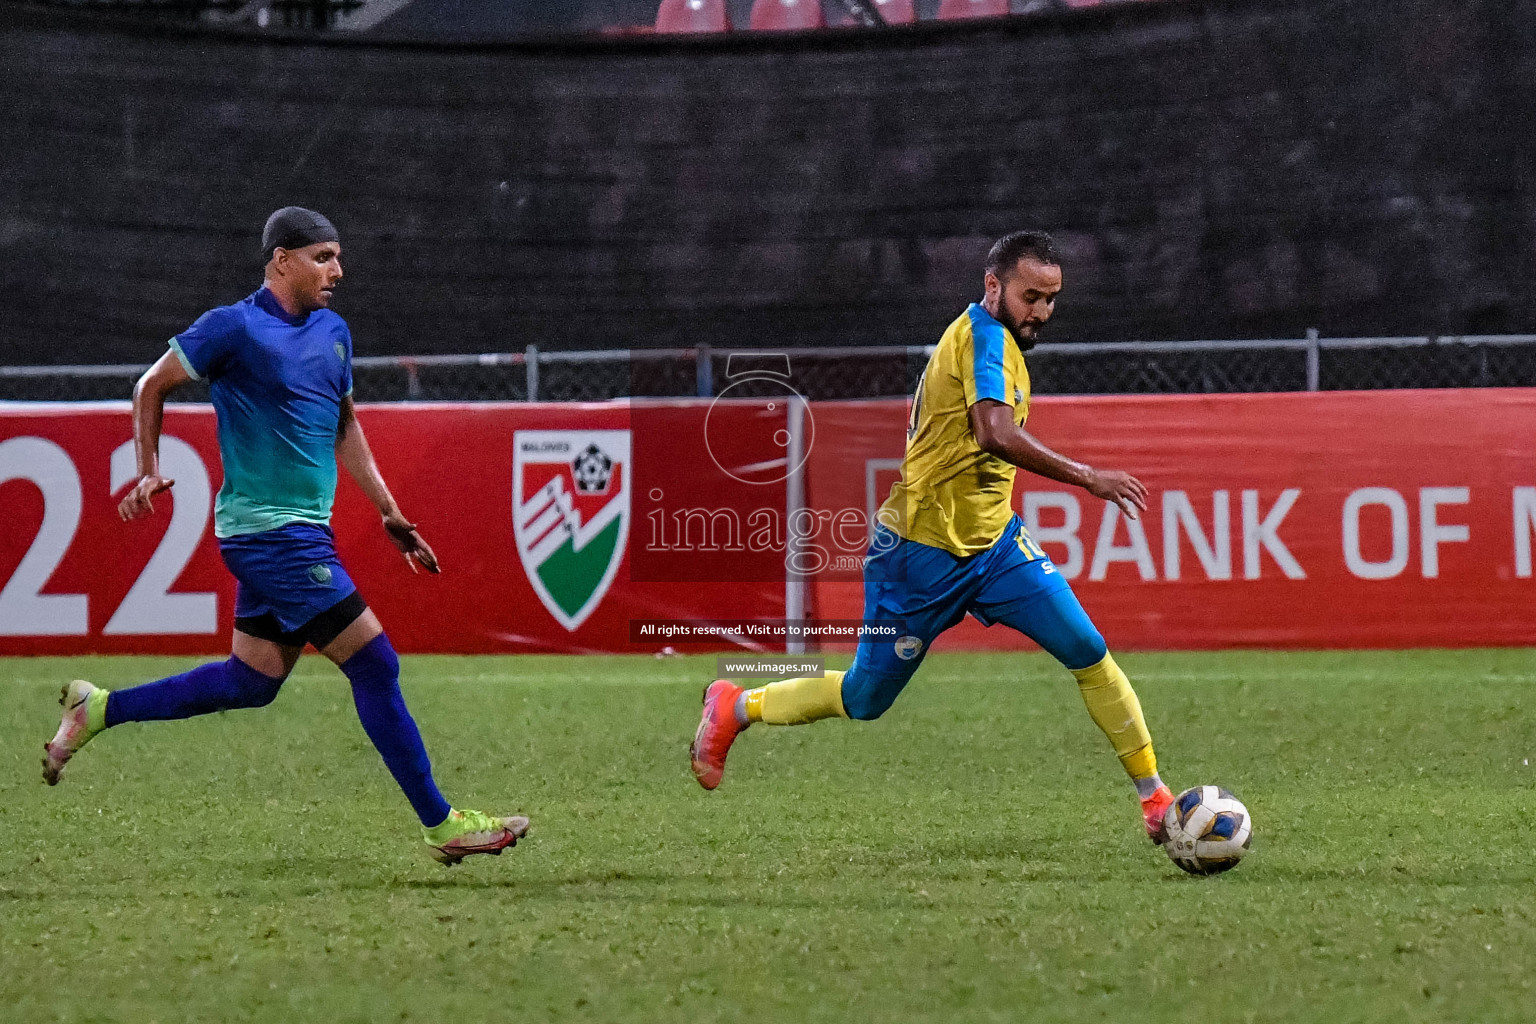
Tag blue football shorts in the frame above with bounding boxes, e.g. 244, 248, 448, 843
218, 522, 363, 646
841, 515, 1107, 720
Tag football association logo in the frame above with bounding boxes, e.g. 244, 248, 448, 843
513, 430, 631, 632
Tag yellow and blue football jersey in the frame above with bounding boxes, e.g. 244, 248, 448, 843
878, 303, 1037, 557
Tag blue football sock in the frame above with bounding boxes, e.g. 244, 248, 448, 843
341, 633, 452, 828
104, 657, 284, 727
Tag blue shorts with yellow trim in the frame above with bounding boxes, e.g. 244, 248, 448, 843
842, 515, 1106, 720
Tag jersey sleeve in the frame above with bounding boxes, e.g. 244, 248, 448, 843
960, 305, 1010, 406
340, 323, 354, 397
168, 305, 244, 381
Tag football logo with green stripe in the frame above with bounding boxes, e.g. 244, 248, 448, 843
513, 430, 630, 632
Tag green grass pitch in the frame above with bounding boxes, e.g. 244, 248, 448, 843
4, 649, 1536, 1023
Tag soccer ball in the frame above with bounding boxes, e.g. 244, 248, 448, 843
571, 444, 613, 494
1162, 786, 1252, 876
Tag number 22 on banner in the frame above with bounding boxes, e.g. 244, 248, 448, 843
0, 435, 217, 636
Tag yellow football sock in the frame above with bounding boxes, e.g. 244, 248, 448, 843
744, 671, 848, 725
1070, 653, 1158, 782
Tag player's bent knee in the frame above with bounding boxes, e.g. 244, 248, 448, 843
226, 656, 286, 709
840, 676, 903, 721
340, 633, 400, 689
1061, 632, 1109, 673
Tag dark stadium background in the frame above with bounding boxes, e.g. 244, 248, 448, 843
2, 0, 1531, 370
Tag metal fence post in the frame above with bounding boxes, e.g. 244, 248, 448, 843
525, 344, 539, 402
785, 397, 807, 654
696, 344, 713, 398
1305, 328, 1320, 391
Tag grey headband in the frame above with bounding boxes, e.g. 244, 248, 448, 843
262, 206, 339, 260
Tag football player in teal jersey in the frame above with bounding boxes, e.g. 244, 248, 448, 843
43, 208, 527, 865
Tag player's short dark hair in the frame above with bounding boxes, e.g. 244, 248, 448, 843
985, 231, 1061, 279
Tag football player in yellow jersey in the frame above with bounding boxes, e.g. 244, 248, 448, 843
690, 231, 1176, 844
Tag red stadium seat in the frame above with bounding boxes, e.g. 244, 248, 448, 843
655, 0, 731, 33
749, 0, 826, 31
937, 0, 1010, 20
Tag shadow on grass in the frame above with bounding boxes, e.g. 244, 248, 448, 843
1249, 863, 1536, 886
317, 869, 932, 914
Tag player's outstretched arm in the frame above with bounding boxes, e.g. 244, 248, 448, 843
118, 351, 193, 521
335, 397, 440, 574
968, 400, 1148, 520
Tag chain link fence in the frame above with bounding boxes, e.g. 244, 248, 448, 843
5, 335, 1536, 403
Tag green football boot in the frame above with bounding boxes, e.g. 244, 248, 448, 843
423, 808, 531, 866
42, 680, 107, 786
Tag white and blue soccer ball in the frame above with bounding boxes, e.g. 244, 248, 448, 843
1162, 786, 1252, 876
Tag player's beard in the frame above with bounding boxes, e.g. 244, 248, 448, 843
999, 306, 1044, 352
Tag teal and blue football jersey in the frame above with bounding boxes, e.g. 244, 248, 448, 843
169, 288, 353, 539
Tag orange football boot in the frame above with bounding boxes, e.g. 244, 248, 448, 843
1141, 784, 1175, 844
690, 679, 746, 790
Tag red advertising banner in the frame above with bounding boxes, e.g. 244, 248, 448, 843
6, 391, 1536, 654
806, 390, 1536, 650
0, 401, 786, 655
